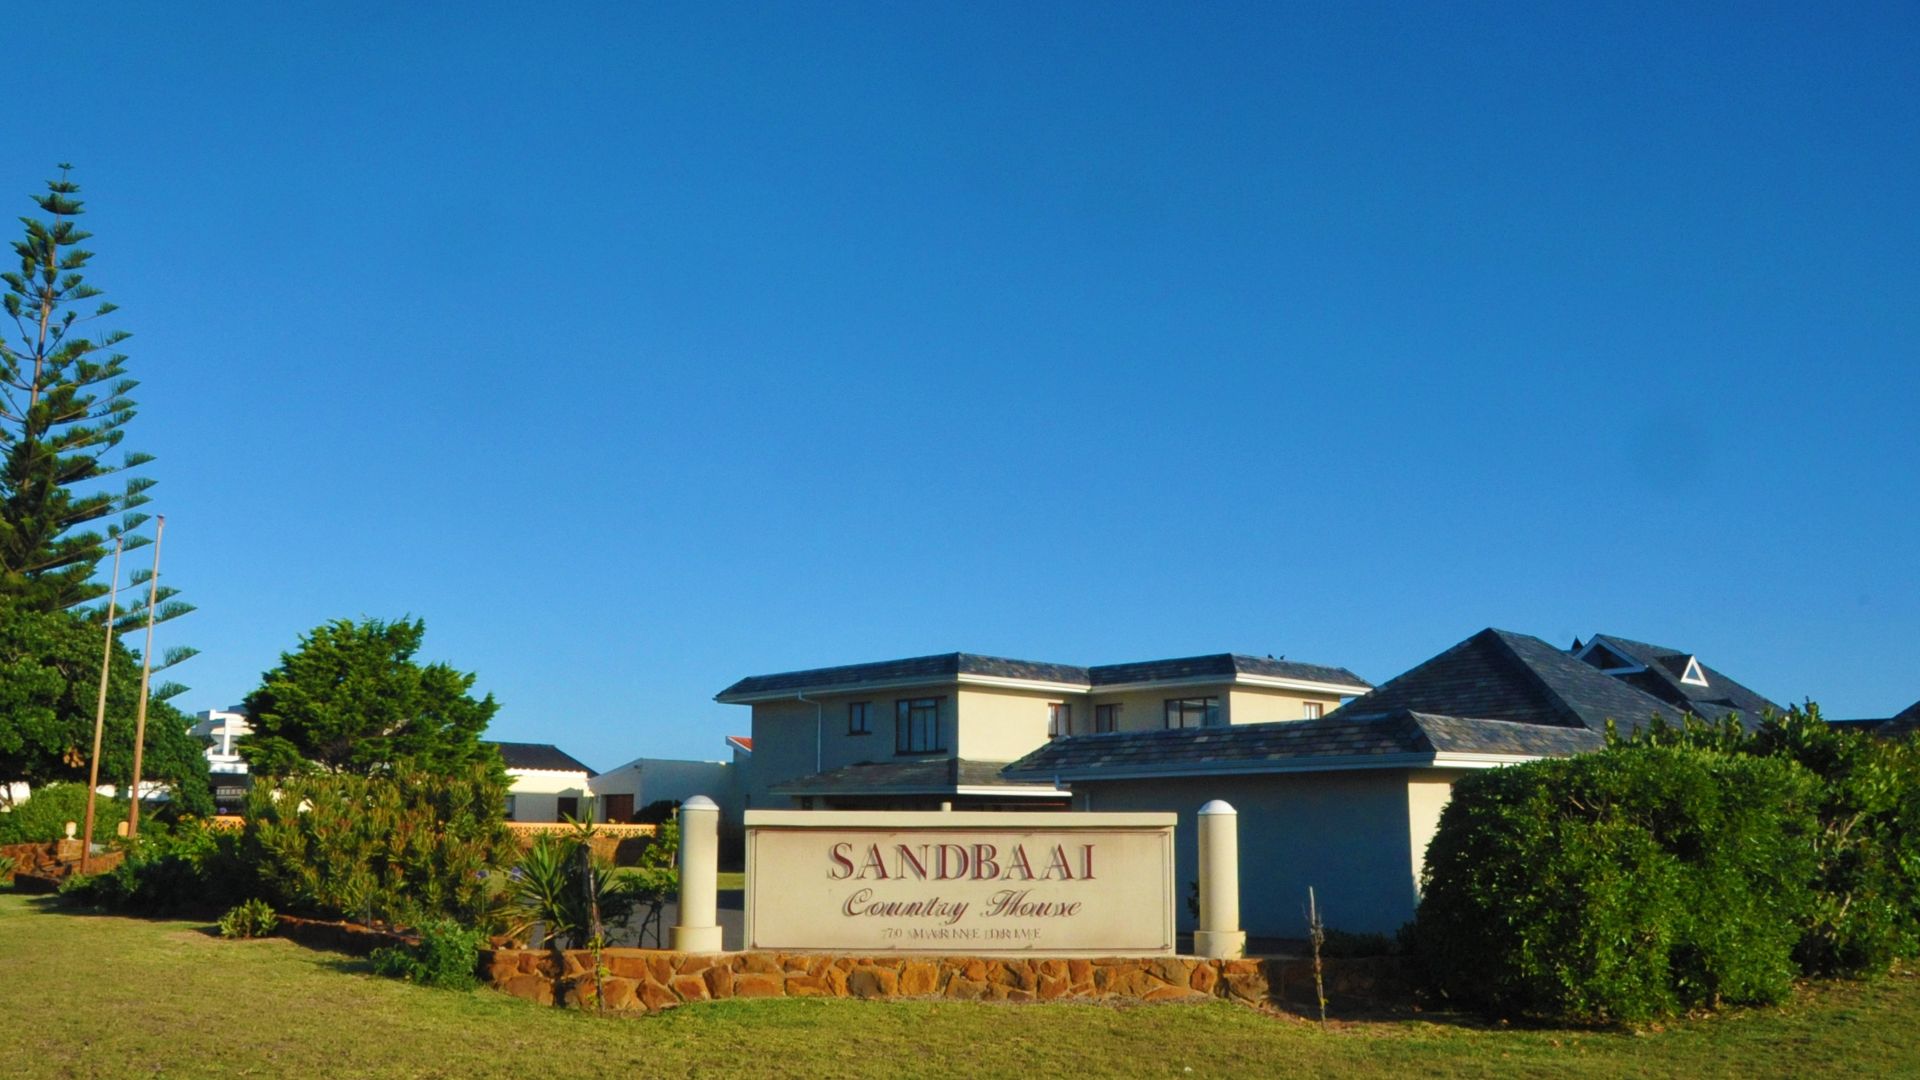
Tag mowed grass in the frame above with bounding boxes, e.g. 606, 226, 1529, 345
3, 893, 1918, 1080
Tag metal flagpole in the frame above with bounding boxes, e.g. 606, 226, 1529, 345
79, 536, 125, 874
125, 516, 165, 838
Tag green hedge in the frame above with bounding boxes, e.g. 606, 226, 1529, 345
1406, 745, 1819, 1024
0, 782, 131, 845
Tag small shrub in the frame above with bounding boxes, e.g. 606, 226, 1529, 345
0, 853, 16, 881
370, 919, 485, 990
59, 819, 255, 915
1319, 929, 1396, 958
218, 898, 279, 939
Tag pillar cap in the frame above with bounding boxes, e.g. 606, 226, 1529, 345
1198, 799, 1237, 815
682, 795, 718, 811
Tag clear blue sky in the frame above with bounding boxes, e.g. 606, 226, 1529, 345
18, 3, 1916, 770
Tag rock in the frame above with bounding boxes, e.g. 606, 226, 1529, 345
606, 954, 652, 980
639, 979, 681, 1012
671, 975, 710, 1002
646, 956, 676, 984
1037, 974, 1069, 1001
502, 974, 554, 1006
740, 953, 783, 975
1190, 965, 1219, 995
1144, 984, 1203, 1003
899, 962, 939, 996
847, 966, 898, 998
1067, 959, 1093, 985
733, 973, 783, 999
703, 964, 734, 999
1149, 958, 1192, 986
601, 977, 638, 1011
945, 977, 987, 1000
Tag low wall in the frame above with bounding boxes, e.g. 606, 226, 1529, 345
479, 947, 1407, 1015
504, 822, 659, 865
2, 840, 124, 888
266, 916, 1405, 1016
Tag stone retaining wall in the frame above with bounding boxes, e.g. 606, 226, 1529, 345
480, 947, 1404, 1015
265, 915, 1405, 1016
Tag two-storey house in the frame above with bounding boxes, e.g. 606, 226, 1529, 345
715, 651, 1372, 812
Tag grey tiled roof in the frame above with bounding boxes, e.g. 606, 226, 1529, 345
719, 650, 1368, 700
1331, 628, 1683, 735
769, 757, 1065, 796
718, 653, 1089, 699
487, 741, 596, 775
1583, 634, 1781, 720
1088, 654, 1370, 689
1000, 710, 1603, 780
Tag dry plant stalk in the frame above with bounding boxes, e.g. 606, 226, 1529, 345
1308, 886, 1328, 1025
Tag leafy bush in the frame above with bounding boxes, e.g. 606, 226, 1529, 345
1622, 707, 1920, 975
218, 898, 279, 939
0, 852, 15, 883
370, 918, 485, 990
0, 782, 130, 844
245, 762, 512, 926
503, 829, 639, 949
1407, 745, 1818, 1024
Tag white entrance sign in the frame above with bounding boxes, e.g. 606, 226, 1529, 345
744, 810, 1177, 955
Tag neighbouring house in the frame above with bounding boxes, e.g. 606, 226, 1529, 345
1832, 698, 1920, 739
190, 707, 253, 812
1003, 628, 1787, 937
716, 651, 1372, 813
588, 736, 748, 825
490, 742, 597, 822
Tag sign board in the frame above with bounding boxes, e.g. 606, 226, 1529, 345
744, 810, 1176, 955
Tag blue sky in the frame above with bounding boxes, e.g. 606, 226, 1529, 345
17, 3, 1916, 769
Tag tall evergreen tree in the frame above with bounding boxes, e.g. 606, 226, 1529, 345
0, 166, 193, 691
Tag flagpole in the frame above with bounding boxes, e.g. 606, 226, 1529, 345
125, 516, 165, 838
79, 536, 125, 874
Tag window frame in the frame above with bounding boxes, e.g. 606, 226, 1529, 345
1164, 696, 1221, 730
848, 701, 871, 735
1302, 701, 1324, 720
894, 696, 946, 755
1094, 703, 1119, 733
1047, 702, 1071, 740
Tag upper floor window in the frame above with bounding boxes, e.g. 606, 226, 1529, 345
896, 697, 944, 754
1302, 701, 1324, 719
1048, 703, 1071, 739
1095, 703, 1119, 734
848, 701, 871, 735
1165, 696, 1220, 729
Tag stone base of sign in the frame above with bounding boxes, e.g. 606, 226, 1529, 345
476, 947, 1405, 1015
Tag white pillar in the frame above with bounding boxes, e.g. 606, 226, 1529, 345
670, 795, 724, 952
1195, 799, 1246, 959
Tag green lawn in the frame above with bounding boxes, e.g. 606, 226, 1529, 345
3, 893, 1917, 1079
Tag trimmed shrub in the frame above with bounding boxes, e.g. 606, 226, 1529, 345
1407, 745, 1818, 1024
218, 898, 279, 939
370, 918, 485, 990
245, 762, 512, 926
58, 819, 256, 915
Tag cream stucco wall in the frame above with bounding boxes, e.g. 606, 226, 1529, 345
1405, 769, 1466, 890
1070, 768, 1464, 936
1226, 688, 1344, 724
746, 684, 964, 808
505, 768, 592, 822
954, 686, 1069, 759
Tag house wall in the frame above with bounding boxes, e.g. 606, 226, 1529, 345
589, 758, 737, 824
954, 686, 1065, 759
1069, 770, 1429, 937
1226, 688, 1345, 725
1405, 769, 1466, 889
746, 683, 964, 808
505, 768, 592, 822
1085, 685, 1234, 733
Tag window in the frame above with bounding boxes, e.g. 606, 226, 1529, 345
895, 697, 944, 753
1302, 702, 1324, 719
603, 794, 635, 823
1164, 696, 1221, 729
504, 795, 517, 821
1048, 703, 1071, 739
556, 796, 580, 821
1095, 703, 1119, 733
848, 701, 871, 735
